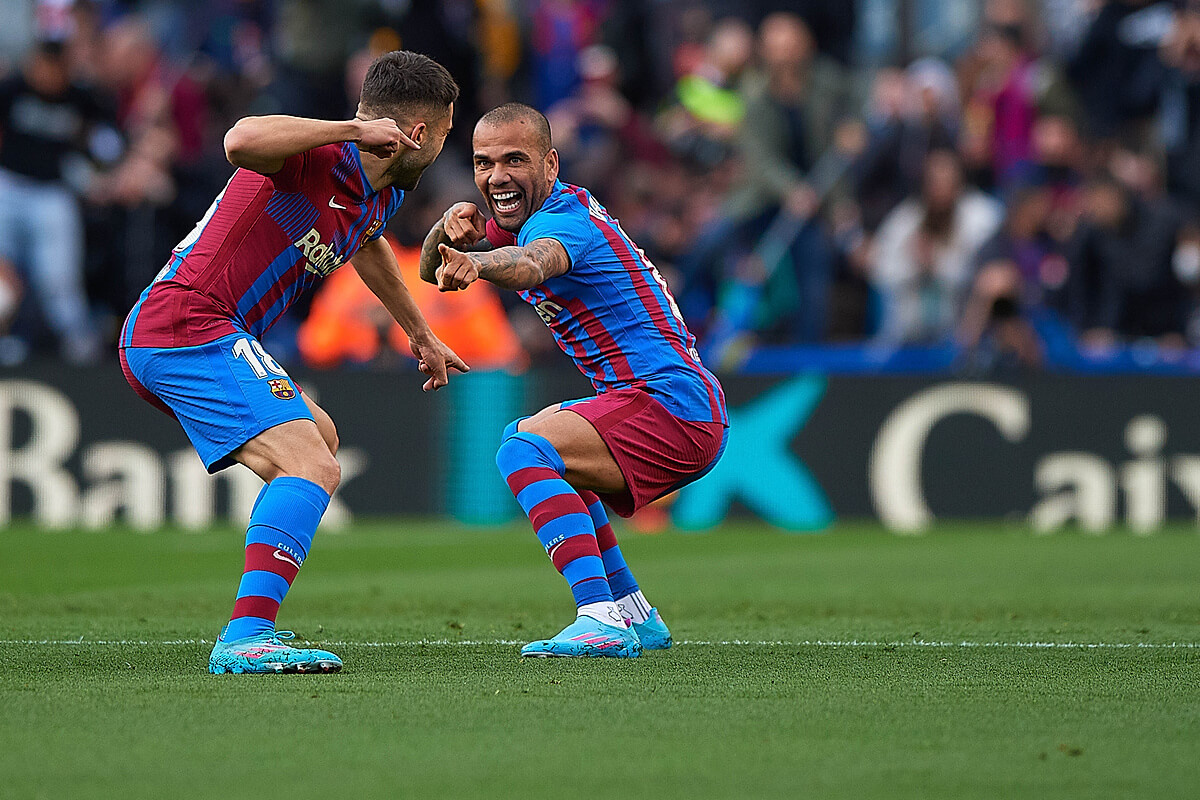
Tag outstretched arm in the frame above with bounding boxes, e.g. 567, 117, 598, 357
351, 237, 469, 391
223, 115, 419, 175
436, 238, 571, 292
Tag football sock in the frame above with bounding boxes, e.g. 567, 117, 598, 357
577, 600, 628, 628
496, 432, 614, 608
222, 476, 330, 642
617, 590, 654, 624
579, 490, 651, 622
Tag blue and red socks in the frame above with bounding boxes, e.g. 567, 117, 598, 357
579, 489, 654, 624
221, 476, 330, 642
497, 431, 624, 625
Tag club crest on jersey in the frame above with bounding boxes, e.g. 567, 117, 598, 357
293, 228, 346, 276
359, 219, 383, 248
268, 379, 296, 400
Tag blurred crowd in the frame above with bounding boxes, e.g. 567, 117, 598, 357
5, 0, 1200, 373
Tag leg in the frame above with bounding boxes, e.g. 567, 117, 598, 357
215, 419, 339, 648
27, 186, 96, 362
578, 489, 672, 649
496, 412, 639, 658
122, 336, 343, 673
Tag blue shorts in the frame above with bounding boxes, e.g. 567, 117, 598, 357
119, 331, 313, 473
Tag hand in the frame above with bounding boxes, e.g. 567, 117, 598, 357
355, 117, 420, 159
436, 243, 480, 292
442, 203, 487, 247
410, 334, 470, 392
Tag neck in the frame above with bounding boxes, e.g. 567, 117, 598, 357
358, 149, 392, 193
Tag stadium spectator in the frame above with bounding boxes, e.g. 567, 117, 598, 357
1065, 173, 1188, 346
958, 184, 1062, 367
1067, 0, 1169, 141
869, 149, 1003, 345
680, 12, 852, 343
0, 39, 117, 363
1159, 2, 1200, 211
854, 58, 959, 233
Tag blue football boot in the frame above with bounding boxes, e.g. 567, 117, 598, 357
632, 608, 673, 650
521, 616, 642, 658
208, 627, 343, 674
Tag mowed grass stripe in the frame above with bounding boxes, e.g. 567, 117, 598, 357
3, 521, 1200, 800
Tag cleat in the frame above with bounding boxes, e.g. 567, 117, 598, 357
521, 616, 642, 658
632, 608, 672, 650
208, 628, 342, 674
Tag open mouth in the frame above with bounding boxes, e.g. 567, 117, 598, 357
491, 190, 523, 215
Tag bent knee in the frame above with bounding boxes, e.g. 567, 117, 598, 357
297, 452, 340, 493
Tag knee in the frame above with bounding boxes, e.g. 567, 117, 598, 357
500, 416, 529, 443
496, 431, 560, 478
303, 452, 341, 494
324, 423, 340, 456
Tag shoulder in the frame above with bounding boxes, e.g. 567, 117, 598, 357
517, 183, 595, 245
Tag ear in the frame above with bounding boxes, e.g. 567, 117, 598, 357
409, 121, 427, 146
545, 148, 560, 183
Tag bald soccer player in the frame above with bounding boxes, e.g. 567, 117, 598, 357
421, 103, 728, 658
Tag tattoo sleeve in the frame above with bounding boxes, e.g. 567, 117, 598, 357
419, 219, 450, 285
472, 238, 570, 290
419, 219, 497, 284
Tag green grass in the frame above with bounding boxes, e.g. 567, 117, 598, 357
2, 521, 1199, 799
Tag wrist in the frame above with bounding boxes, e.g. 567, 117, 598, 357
343, 119, 365, 143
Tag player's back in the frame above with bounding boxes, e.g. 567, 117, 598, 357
122, 142, 403, 350
510, 180, 727, 425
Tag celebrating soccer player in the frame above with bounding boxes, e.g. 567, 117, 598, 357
421, 103, 729, 658
119, 51, 467, 674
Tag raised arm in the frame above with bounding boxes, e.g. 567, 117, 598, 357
436, 238, 570, 292
223, 115, 418, 175
420, 203, 491, 284
351, 237, 469, 390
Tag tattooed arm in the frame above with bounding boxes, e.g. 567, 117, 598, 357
436, 238, 571, 292
419, 202, 491, 285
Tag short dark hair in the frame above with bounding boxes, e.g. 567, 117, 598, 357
359, 51, 459, 118
477, 102, 553, 154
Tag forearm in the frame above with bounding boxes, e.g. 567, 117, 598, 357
224, 115, 362, 173
360, 266, 435, 340
472, 246, 553, 290
420, 219, 452, 285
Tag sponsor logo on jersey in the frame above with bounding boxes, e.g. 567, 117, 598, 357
268, 378, 296, 400
535, 298, 564, 324
293, 228, 346, 276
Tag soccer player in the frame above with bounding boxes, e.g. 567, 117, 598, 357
119, 51, 468, 674
421, 103, 728, 658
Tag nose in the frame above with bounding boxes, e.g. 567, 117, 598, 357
488, 165, 511, 187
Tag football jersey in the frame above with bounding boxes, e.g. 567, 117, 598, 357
122, 141, 404, 349
487, 180, 727, 425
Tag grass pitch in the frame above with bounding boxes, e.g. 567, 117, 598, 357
2, 520, 1199, 799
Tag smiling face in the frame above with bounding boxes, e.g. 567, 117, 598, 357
472, 119, 559, 232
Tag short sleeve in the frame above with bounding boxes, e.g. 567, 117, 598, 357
517, 204, 595, 270
267, 151, 308, 190
267, 143, 339, 191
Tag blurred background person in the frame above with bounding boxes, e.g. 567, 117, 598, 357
0, 38, 118, 363
869, 149, 1003, 345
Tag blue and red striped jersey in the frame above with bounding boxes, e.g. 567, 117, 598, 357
122, 142, 404, 348
490, 180, 727, 425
